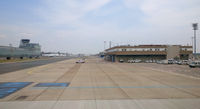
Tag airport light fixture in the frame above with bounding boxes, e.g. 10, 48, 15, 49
192, 23, 198, 54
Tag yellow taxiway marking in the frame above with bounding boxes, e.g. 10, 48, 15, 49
27, 64, 50, 74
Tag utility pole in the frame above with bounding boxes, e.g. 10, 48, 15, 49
192, 23, 198, 54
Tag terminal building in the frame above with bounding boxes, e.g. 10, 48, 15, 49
104, 45, 193, 62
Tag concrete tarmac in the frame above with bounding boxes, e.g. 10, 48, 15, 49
0, 57, 200, 109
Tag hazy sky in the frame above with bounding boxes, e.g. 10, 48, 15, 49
0, 0, 200, 54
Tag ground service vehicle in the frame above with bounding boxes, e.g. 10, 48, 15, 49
189, 61, 200, 68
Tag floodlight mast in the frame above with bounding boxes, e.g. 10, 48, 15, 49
192, 23, 198, 54
104, 41, 106, 50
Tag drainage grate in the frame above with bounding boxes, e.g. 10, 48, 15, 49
34, 83, 70, 87
0, 82, 32, 99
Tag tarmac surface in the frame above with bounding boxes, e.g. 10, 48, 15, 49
0, 56, 200, 109
0, 57, 72, 74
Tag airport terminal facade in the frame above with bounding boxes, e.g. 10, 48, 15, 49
104, 45, 193, 62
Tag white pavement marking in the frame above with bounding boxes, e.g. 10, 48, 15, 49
0, 99, 200, 109
27, 64, 50, 74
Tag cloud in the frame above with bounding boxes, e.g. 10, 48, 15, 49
37, 0, 112, 25
1, 0, 200, 53
37, 0, 200, 53
0, 34, 6, 38
140, 0, 200, 26
19, 32, 33, 37
123, 0, 143, 9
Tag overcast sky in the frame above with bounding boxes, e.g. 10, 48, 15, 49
0, 0, 200, 54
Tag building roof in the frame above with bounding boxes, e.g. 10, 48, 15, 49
105, 45, 192, 51
105, 45, 167, 51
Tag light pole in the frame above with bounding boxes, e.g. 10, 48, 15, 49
104, 41, 106, 50
109, 41, 112, 48
192, 23, 198, 54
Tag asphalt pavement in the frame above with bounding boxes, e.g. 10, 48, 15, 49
0, 57, 72, 74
